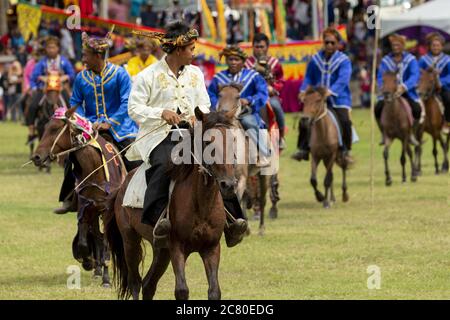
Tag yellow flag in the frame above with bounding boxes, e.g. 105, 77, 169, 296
216, 0, 227, 44
259, 9, 272, 42
17, 3, 42, 42
201, 0, 217, 40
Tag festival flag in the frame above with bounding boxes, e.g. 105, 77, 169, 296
259, 9, 272, 42
17, 3, 42, 41
274, 0, 286, 44
200, 0, 217, 40
216, 0, 227, 44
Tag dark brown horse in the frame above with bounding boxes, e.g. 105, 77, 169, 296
30, 73, 68, 173
216, 83, 277, 235
104, 109, 237, 300
416, 68, 449, 174
379, 71, 418, 185
302, 87, 349, 208
31, 107, 126, 287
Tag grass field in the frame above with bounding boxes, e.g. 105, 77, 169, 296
0, 109, 449, 300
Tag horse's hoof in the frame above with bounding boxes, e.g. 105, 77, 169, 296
385, 179, 392, 186
258, 228, 265, 236
411, 176, 417, 183
102, 282, 111, 289
342, 193, 349, 203
252, 213, 260, 221
323, 202, 330, 209
269, 207, 278, 219
315, 192, 325, 202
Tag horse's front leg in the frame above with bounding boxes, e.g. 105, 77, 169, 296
258, 174, 267, 236
200, 244, 221, 300
439, 135, 449, 173
171, 242, 189, 300
323, 159, 333, 209
405, 142, 417, 182
269, 174, 279, 219
400, 142, 407, 183
310, 157, 324, 202
432, 138, 439, 175
101, 236, 111, 288
384, 141, 392, 186
342, 165, 349, 202
414, 130, 423, 176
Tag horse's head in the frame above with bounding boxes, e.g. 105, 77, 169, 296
417, 68, 438, 99
382, 71, 398, 96
31, 107, 92, 166
195, 108, 237, 199
43, 72, 63, 106
302, 86, 328, 120
216, 83, 243, 121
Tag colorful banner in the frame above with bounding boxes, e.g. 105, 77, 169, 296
216, 0, 227, 44
17, 3, 42, 41
274, 0, 286, 44
230, 0, 272, 10
200, 0, 217, 40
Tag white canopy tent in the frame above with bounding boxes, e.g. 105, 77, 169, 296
380, 0, 450, 37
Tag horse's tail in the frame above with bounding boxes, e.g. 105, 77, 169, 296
103, 187, 140, 300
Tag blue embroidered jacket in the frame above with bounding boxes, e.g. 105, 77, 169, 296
300, 50, 352, 109
207, 68, 269, 127
418, 52, 450, 91
70, 62, 138, 142
377, 52, 420, 102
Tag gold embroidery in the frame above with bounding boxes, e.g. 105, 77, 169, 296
190, 74, 199, 88
157, 73, 170, 89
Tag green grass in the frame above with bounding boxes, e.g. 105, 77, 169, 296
0, 109, 449, 300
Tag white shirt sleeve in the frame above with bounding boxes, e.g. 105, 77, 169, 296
195, 68, 211, 114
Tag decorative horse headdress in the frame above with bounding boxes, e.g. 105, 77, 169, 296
53, 107, 94, 142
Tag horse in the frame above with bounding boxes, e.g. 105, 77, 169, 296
416, 68, 449, 174
379, 71, 418, 186
30, 72, 68, 173
302, 87, 349, 208
31, 106, 126, 287
104, 109, 237, 300
215, 83, 276, 235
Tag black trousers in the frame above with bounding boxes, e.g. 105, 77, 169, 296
375, 93, 422, 121
440, 89, 450, 122
296, 100, 353, 152
26, 89, 70, 126
141, 134, 245, 226
58, 132, 142, 202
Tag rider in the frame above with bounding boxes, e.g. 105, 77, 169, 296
375, 33, 422, 145
245, 33, 286, 150
126, 38, 158, 80
292, 27, 354, 164
207, 45, 272, 167
53, 30, 140, 214
418, 32, 450, 134
26, 36, 75, 144
126, 21, 248, 249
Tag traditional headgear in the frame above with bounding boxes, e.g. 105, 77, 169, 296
132, 28, 198, 53
426, 32, 445, 46
388, 33, 407, 46
219, 45, 247, 61
82, 25, 115, 54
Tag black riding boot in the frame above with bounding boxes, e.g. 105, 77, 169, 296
223, 195, 248, 248
291, 117, 311, 161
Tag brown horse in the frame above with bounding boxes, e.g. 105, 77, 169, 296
215, 83, 274, 235
302, 87, 349, 208
379, 71, 418, 185
31, 106, 126, 287
104, 109, 237, 300
30, 73, 68, 173
416, 68, 449, 174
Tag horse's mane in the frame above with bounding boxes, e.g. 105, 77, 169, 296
168, 111, 233, 182
305, 86, 328, 98
220, 82, 242, 92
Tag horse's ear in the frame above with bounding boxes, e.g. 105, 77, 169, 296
194, 107, 205, 122
65, 106, 77, 119
218, 84, 225, 92
316, 87, 327, 98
